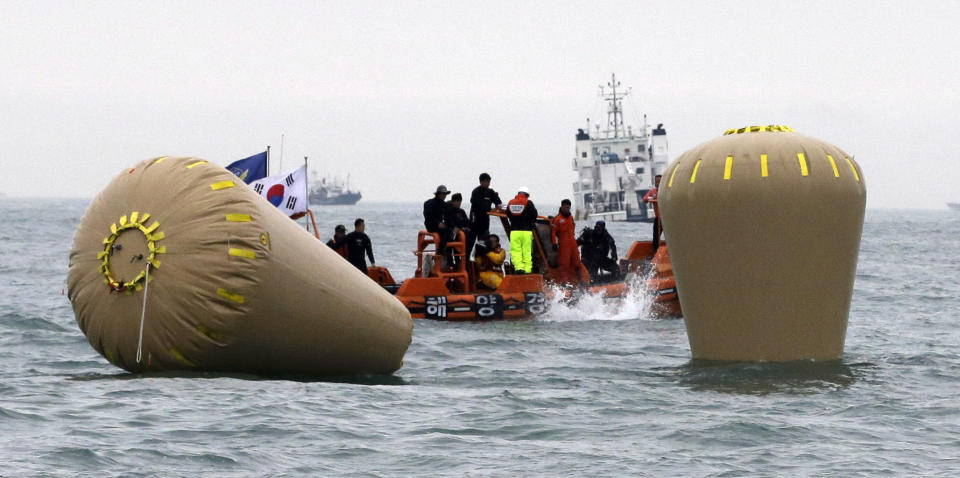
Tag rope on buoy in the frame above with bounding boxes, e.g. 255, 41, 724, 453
136, 261, 152, 364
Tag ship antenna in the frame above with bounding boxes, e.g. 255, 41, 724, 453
601, 73, 630, 138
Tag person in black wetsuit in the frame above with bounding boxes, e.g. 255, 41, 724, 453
444, 193, 471, 266
468, 173, 502, 258
585, 220, 620, 281
344, 218, 375, 273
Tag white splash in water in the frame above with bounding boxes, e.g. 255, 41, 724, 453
539, 272, 658, 323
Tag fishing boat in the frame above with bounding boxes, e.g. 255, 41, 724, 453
308, 175, 361, 205
368, 210, 680, 320
572, 74, 670, 222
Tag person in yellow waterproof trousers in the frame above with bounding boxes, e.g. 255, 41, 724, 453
505, 186, 539, 273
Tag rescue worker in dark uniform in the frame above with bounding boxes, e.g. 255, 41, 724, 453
325, 224, 348, 258
468, 173, 502, 258
642, 174, 662, 255
505, 186, 538, 274
583, 220, 619, 282
550, 199, 583, 285
424, 184, 452, 257
444, 193, 471, 265
344, 218, 375, 273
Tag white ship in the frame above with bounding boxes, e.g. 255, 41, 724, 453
572, 74, 669, 222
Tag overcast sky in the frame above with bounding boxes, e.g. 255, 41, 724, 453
1, 1, 957, 209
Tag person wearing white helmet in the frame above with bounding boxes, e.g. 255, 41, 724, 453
505, 186, 539, 273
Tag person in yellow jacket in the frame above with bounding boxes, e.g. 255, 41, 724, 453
505, 186, 538, 274
476, 234, 506, 289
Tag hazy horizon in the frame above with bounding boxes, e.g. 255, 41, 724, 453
2, 1, 958, 209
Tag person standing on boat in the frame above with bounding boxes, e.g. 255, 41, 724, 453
444, 193, 471, 266
326, 224, 348, 258
468, 173, 502, 259
344, 218, 375, 273
642, 174, 662, 255
506, 186, 538, 274
476, 234, 506, 289
424, 185, 452, 258
551, 199, 583, 285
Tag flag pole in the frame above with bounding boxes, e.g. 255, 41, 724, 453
279, 134, 285, 174
304, 155, 310, 231
266, 145, 271, 176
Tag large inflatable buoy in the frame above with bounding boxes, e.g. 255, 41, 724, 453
658, 126, 866, 361
67, 157, 412, 375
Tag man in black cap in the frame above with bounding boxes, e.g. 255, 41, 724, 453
468, 173, 502, 258
424, 185, 452, 259
424, 185, 450, 234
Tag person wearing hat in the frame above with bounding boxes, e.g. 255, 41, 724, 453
325, 224, 348, 258
424, 185, 450, 233
424, 185, 454, 260
505, 186, 539, 274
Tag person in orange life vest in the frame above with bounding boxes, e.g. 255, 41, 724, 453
550, 199, 582, 285
642, 174, 662, 254
476, 234, 506, 289
325, 224, 348, 258
505, 186, 538, 274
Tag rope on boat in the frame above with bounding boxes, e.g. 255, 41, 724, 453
136, 261, 152, 364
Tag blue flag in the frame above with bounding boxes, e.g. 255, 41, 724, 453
226, 151, 268, 184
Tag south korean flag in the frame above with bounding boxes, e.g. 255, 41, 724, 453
249, 165, 308, 217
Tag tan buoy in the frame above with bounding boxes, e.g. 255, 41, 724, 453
658, 126, 866, 361
67, 157, 413, 375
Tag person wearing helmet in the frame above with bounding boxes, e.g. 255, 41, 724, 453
505, 186, 538, 274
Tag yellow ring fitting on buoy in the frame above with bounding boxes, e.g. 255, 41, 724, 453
723, 125, 794, 135
98, 212, 167, 292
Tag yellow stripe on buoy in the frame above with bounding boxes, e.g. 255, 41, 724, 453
723, 156, 733, 180
142, 221, 160, 234
169, 347, 196, 367
229, 248, 256, 259
210, 180, 235, 190
845, 157, 861, 182
827, 155, 840, 177
119, 215, 127, 226
668, 163, 680, 187
226, 214, 252, 222
130, 211, 139, 224
690, 159, 702, 183
154, 156, 169, 164
761, 154, 769, 178
797, 153, 809, 177
187, 161, 207, 169
217, 288, 245, 304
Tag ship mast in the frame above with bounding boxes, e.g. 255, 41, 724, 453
599, 73, 630, 139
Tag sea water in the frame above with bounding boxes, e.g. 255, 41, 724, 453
1, 198, 958, 476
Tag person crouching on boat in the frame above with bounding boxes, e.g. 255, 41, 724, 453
326, 224, 348, 258
506, 186, 538, 274
550, 199, 584, 285
476, 234, 506, 289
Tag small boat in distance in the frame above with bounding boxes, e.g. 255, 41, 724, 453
309, 175, 361, 205
948, 203, 960, 212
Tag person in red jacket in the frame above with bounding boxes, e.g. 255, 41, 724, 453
550, 199, 582, 285
642, 174, 662, 254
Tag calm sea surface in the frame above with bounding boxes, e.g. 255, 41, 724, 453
1, 198, 958, 476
